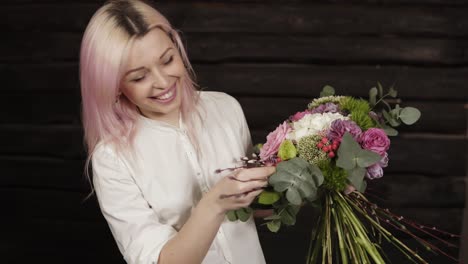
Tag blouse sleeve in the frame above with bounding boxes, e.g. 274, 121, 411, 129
92, 146, 177, 264
228, 95, 253, 156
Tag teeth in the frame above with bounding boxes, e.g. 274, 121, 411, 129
156, 90, 174, 100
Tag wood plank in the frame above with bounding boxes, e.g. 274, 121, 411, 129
237, 97, 467, 134
4, 187, 463, 233
0, 94, 465, 133
2, 0, 468, 5
0, 158, 89, 192
196, 64, 468, 100
1, 218, 125, 264
3, 63, 468, 101
250, 131, 466, 176
2, 33, 466, 64
258, 229, 460, 264
0, 125, 465, 175
2, 157, 464, 207
3, 4, 468, 37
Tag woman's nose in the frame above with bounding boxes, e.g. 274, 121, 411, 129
150, 67, 170, 89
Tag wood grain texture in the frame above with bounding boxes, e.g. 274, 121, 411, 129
2, 63, 468, 101
2, 33, 467, 64
3, 3, 468, 37
1, 0, 466, 263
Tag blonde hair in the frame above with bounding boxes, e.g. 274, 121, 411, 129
80, 0, 202, 198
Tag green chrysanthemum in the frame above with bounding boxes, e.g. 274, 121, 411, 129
296, 135, 329, 169
339, 97, 376, 129
350, 111, 375, 130
308, 96, 345, 109
321, 164, 348, 191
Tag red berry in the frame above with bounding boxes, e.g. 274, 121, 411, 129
323, 146, 329, 152
332, 144, 338, 150
276, 157, 282, 163
317, 142, 324, 149
328, 151, 335, 158
321, 138, 329, 144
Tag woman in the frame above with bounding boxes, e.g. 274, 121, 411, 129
80, 0, 275, 263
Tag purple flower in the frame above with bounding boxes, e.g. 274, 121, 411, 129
310, 103, 339, 114
289, 110, 312, 122
365, 153, 389, 180
360, 128, 390, 156
366, 163, 384, 179
327, 119, 362, 143
260, 121, 292, 161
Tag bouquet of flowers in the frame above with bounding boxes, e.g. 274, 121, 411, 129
220, 84, 459, 263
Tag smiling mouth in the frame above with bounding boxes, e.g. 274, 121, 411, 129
149, 83, 177, 102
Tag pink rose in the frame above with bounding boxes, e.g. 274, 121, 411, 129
260, 121, 292, 161
289, 110, 311, 122
360, 128, 390, 156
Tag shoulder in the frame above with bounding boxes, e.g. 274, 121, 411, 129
199, 90, 242, 112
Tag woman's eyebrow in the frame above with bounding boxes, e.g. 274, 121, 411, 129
159, 47, 172, 59
124, 47, 173, 76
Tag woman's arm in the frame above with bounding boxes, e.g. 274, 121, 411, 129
158, 167, 275, 264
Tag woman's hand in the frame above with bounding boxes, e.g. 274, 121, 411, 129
201, 166, 276, 216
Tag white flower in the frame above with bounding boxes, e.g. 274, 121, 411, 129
286, 112, 348, 141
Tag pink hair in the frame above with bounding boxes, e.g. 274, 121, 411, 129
80, 0, 203, 198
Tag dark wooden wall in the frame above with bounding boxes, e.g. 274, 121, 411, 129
2, 0, 467, 263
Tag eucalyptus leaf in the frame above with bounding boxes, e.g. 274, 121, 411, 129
320, 85, 335, 97
269, 158, 324, 204
382, 109, 400, 127
236, 207, 253, 222
336, 133, 362, 170
399, 107, 421, 125
258, 190, 281, 205
281, 207, 296, 225
267, 220, 281, 233
390, 104, 401, 119
264, 214, 281, 221
226, 210, 237, 221
286, 188, 302, 205
356, 150, 382, 168
382, 125, 399, 136
347, 167, 366, 192
369, 87, 378, 106
377, 82, 384, 98
388, 87, 398, 98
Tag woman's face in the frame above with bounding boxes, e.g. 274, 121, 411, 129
120, 28, 186, 124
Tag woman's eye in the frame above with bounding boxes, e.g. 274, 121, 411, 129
132, 76, 145, 82
164, 56, 173, 65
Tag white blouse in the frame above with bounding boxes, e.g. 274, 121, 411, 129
92, 91, 266, 264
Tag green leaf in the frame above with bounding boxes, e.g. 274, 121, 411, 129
390, 104, 401, 119
281, 207, 296, 225
286, 188, 302, 205
277, 139, 297, 161
320, 85, 335, 97
382, 109, 400, 127
399, 107, 421, 125
258, 190, 281, 205
377, 82, 384, 98
347, 167, 366, 192
236, 207, 253, 222
369, 87, 378, 106
382, 125, 398, 136
226, 210, 237, 221
267, 220, 281, 233
388, 87, 398, 98
356, 150, 382, 168
269, 158, 324, 204
264, 214, 281, 221
336, 133, 361, 170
